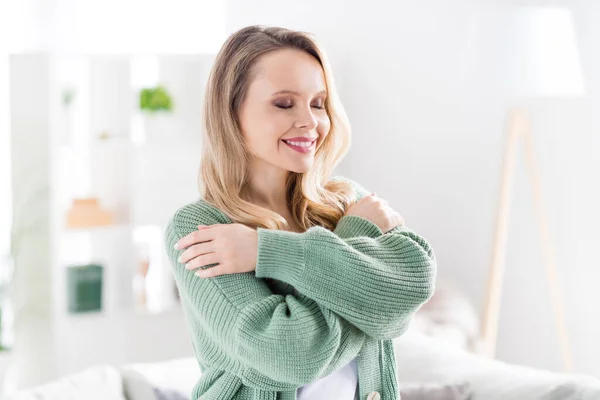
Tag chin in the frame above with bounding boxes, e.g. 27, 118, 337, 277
285, 161, 313, 174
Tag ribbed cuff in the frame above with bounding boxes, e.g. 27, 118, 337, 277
255, 228, 306, 286
333, 215, 383, 239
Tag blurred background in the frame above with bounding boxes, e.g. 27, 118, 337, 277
0, 0, 599, 398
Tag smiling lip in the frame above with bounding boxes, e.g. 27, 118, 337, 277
282, 138, 316, 154
282, 137, 317, 142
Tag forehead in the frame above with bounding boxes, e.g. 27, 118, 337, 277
250, 48, 327, 94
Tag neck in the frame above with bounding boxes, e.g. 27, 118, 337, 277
246, 162, 291, 213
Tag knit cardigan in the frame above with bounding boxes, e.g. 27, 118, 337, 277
163, 176, 437, 400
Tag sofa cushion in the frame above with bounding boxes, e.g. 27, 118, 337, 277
120, 357, 200, 400
398, 381, 472, 400
394, 331, 600, 400
152, 387, 190, 400
121, 355, 472, 400
5, 365, 125, 400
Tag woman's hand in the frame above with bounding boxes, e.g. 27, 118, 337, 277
174, 223, 258, 278
345, 192, 405, 233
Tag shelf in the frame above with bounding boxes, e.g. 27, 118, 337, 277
63, 223, 132, 233
63, 302, 183, 320
9, 52, 210, 379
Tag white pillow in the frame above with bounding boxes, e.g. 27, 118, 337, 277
5, 365, 125, 400
120, 357, 200, 400
394, 331, 600, 400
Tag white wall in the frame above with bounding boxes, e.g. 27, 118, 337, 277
225, 0, 600, 377
0, 0, 227, 54
0, 56, 11, 268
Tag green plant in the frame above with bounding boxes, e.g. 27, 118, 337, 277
0, 246, 14, 352
62, 87, 76, 107
0, 183, 50, 352
139, 85, 173, 112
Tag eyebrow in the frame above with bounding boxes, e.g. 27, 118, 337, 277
271, 89, 328, 97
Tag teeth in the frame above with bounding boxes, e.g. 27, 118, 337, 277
284, 140, 314, 147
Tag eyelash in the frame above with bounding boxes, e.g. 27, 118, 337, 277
276, 104, 325, 110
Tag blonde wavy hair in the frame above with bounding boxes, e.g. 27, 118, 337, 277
199, 25, 357, 232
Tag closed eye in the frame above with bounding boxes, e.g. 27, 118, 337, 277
275, 104, 325, 110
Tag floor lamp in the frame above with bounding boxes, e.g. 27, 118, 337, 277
479, 6, 585, 373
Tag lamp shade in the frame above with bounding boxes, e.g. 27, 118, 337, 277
503, 6, 585, 97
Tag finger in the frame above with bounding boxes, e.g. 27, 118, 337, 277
395, 213, 405, 226
368, 195, 388, 206
174, 225, 215, 250
179, 240, 215, 265
185, 252, 220, 271
195, 265, 221, 278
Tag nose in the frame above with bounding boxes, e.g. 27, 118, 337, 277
293, 106, 319, 131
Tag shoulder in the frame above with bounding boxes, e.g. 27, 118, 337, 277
164, 198, 232, 241
329, 175, 372, 202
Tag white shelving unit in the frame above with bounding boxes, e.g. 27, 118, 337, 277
7, 52, 216, 385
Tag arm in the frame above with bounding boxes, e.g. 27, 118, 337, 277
254, 176, 437, 340
164, 204, 367, 388
330, 175, 407, 239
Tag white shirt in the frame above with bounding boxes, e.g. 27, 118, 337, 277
296, 357, 359, 400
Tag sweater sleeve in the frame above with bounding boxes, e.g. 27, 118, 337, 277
254, 177, 437, 340
164, 205, 367, 388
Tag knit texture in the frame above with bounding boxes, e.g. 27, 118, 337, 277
163, 176, 437, 400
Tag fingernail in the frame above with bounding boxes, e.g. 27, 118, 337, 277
177, 255, 182, 263
174, 241, 180, 250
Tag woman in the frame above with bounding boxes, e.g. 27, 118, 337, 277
164, 25, 437, 400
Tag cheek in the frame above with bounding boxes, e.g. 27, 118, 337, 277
264, 112, 293, 136
242, 109, 291, 146
317, 114, 331, 135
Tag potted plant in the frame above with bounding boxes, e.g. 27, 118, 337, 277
140, 85, 173, 112
139, 85, 175, 144
0, 183, 50, 354
0, 253, 13, 352
0, 221, 16, 353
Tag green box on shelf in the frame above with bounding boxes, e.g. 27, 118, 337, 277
66, 263, 103, 313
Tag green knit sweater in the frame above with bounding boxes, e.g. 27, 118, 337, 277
163, 176, 437, 400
